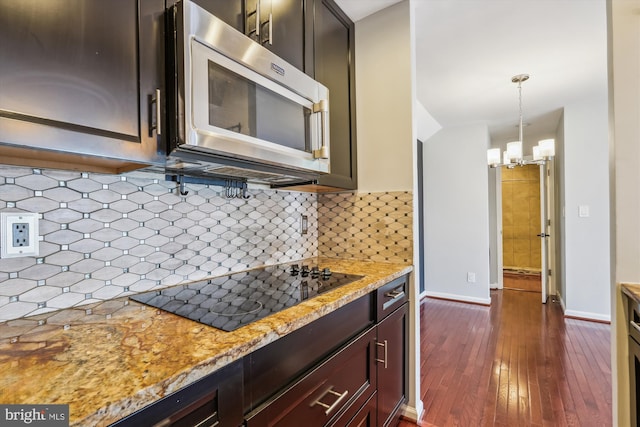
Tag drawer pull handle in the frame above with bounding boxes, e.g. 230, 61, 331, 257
382, 289, 405, 311
376, 340, 388, 369
631, 320, 640, 335
385, 289, 404, 299
311, 387, 349, 415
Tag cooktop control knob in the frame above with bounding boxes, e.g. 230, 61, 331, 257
311, 266, 320, 278
290, 264, 300, 275
321, 268, 332, 279
301, 265, 310, 277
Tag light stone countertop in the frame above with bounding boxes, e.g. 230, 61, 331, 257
0, 258, 412, 426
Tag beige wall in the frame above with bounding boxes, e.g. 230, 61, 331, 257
355, 1, 423, 421
354, 1, 414, 193
611, 0, 640, 425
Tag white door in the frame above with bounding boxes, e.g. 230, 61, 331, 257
539, 163, 549, 303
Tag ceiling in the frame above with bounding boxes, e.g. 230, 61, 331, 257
333, 0, 608, 144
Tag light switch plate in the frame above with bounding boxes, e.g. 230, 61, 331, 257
578, 205, 590, 218
1, 212, 39, 258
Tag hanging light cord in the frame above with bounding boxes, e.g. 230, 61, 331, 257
517, 79, 524, 143
512, 73, 529, 143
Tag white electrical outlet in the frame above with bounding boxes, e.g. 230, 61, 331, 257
467, 272, 476, 283
1, 212, 39, 258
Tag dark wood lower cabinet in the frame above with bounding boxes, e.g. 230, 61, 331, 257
331, 391, 377, 427
245, 275, 409, 427
376, 304, 408, 427
243, 295, 374, 413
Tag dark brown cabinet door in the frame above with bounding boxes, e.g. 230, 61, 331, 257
313, 0, 357, 190
376, 304, 408, 427
244, 0, 312, 73
187, 0, 244, 30
0, 0, 164, 170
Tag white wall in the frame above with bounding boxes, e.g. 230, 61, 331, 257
416, 101, 442, 143
355, 1, 424, 421
562, 96, 611, 321
423, 124, 492, 305
488, 167, 499, 287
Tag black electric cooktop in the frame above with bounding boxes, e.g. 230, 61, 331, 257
130, 264, 363, 332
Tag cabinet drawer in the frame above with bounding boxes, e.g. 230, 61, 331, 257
245, 327, 376, 427
329, 391, 376, 427
244, 294, 373, 412
376, 275, 408, 321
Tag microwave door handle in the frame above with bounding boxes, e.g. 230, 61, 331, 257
313, 100, 329, 159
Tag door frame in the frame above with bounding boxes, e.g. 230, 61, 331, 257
545, 159, 557, 297
493, 161, 557, 299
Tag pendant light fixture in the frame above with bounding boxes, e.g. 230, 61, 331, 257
487, 74, 555, 168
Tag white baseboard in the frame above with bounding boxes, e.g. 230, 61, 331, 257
564, 309, 611, 323
555, 294, 610, 322
400, 399, 424, 423
490, 282, 499, 289
424, 291, 491, 305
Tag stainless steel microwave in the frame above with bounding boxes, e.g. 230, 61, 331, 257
165, 0, 330, 185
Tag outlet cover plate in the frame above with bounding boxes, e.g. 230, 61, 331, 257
1, 212, 39, 258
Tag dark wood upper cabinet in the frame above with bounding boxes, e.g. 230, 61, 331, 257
243, 0, 313, 73
182, 0, 244, 31
0, 0, 164, 173
311, 0, 357, 190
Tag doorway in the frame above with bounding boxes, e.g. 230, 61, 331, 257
497, 162, 555, 303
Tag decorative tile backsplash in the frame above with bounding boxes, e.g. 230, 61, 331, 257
0, 165, 414, 322
318, 192, 413, 264
0, 166, 317, 321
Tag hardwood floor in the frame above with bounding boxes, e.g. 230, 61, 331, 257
503, 271, 542, 293
399, 289, 612, 427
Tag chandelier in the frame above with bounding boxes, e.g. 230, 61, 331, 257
487, 74, 555, 168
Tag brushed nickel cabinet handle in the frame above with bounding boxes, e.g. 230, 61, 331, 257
245, 0, 259, 38
376, 340, 388, 369
311, 387, 349, 416
149, 89, 161, 137
155, 88, 161, 136
256, 0, 261, 37
265, 12, 273, 45
385, 289, 405, 299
